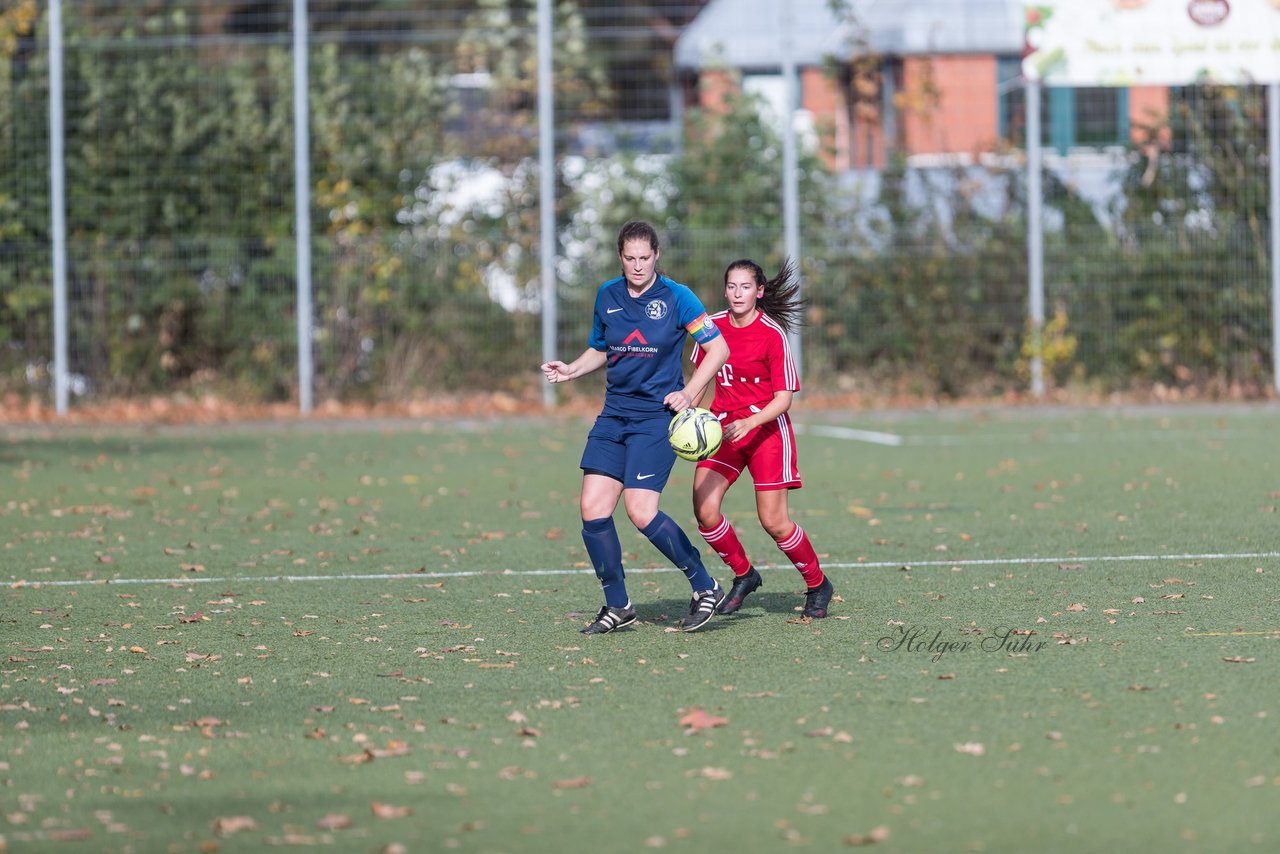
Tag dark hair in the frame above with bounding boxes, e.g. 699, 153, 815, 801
617, 220, 660, 255
723, 257, 806, 334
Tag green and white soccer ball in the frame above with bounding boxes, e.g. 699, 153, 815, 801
668, 407, 723, 462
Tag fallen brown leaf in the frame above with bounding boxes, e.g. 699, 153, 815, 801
553, 776, 592, 790
688, 766, 732, 780
844, 825, 890, 846
678, 707, 728, 734
315, 813, 352, 831
370, 803, 412, 820
212, 816, 257, 836
338, 751, 374, 765
367, 740, 411, 758
49, 828, 92, 842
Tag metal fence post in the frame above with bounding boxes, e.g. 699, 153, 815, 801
48, 0, 68, 415
781, 2, 802, 381
1270, 82, 1280, 395
538, 0, 557, 409
1025, 76, 1045, 398
293, 0, 313, 413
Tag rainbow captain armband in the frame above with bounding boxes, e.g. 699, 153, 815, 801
686, 313, 718, 344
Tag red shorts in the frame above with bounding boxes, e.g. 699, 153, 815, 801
696, 408, 801, 491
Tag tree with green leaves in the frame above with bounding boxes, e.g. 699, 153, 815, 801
1105, 84, 1272, 391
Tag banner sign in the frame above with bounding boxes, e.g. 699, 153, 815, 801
1023, 0, 1280, 86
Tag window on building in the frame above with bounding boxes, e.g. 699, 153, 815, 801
997, 57, 1129, 154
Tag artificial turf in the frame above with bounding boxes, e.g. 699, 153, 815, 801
3, 406, 1278, 851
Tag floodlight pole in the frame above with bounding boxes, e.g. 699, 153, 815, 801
1025, 76, 1045, 398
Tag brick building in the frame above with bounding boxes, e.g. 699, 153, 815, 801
673, 0, 1170, 171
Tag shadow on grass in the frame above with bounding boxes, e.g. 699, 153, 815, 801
721, 589, 811, 618
563, 579, 832, 634
625, 589, 815, 631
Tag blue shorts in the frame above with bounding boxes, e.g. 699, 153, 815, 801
580, 412, 676, 492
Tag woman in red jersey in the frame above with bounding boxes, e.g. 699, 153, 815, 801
690, 258, 834, 619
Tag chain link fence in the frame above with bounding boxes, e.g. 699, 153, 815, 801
2, 1, 1276, 410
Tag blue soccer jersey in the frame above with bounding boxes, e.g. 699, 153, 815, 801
588, 275, 720, 417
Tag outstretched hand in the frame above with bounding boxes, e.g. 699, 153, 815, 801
541, 361, 571, 383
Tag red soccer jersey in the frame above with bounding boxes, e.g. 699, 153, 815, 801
693, 311, 799, 414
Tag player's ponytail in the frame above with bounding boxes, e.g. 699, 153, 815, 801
724, 257, 806, 333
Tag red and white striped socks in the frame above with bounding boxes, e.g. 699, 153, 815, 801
777, 524, 825, 589
698, 516, 752, 577
700, 518, 825, 589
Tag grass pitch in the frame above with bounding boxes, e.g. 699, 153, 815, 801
3, 405, 1280, 852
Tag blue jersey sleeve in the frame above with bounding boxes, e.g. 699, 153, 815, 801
671, 284, 720, 346
587, 284, 608, 351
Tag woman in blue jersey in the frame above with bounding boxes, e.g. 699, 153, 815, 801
541, 221, 730, 634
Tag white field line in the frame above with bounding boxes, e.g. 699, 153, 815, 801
799, 425, 904, 446
11, 550, 1280, 589
800, 423, 1266, 447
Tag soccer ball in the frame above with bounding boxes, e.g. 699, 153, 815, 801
668, 407, 723, 462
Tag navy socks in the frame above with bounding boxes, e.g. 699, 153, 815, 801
582, 517, 629, 608
584, 512, 717, 609
641, 511, 716, 591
